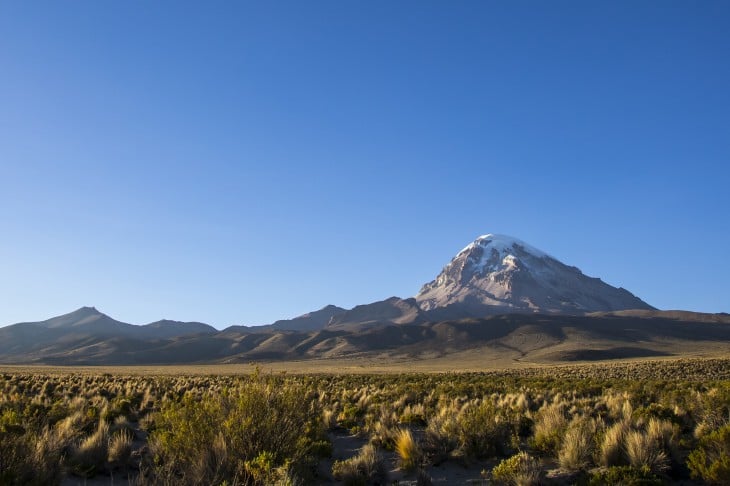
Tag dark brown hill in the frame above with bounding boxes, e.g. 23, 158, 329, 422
1, 309, 728, 365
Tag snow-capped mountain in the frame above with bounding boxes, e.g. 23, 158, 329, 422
416, 234, 654, 315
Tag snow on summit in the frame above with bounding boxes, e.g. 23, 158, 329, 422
458, 234, 549, 259
415, 234, 654, 315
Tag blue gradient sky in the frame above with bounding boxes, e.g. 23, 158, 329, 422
1, 1, 728, 328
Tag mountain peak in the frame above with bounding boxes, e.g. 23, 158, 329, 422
41, 306, 119, 330
76, 306, 100, 314
416, 234, 653, 314
461, 234, 549, 259
62, 306, 104, 319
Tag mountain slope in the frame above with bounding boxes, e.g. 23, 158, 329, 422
221, 305, 347, 334
0, 307, 220, 361
326, 297, 425, 330
142, 319, 218, 338
26, 306, 136, 333
1, 310, 728, 365
268, 305, 346, 331
416, 234, 653, 315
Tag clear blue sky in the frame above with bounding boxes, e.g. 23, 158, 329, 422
1, 1, 728, 328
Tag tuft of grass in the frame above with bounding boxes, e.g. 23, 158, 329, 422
625, 429, 669, 474
107, 429, 133, 467
530, 403, 567, 454
599, 419, 630, 467
30, 427, 66, 484
366, 404, 400, 450
558, 417, 596, 471
395, 428, 422, 471
332, 443, 388, 486
71, 419, 110, 477
424, 404, 460, 460
322, 408, 338, 431
0, 426, 65, 486
111, 415, 135, 436
400, 403, 427, 425
646, 417, 678, 462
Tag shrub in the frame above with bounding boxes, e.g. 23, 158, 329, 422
491, 451, 541, 486
633, 403, 678, 425
457, 401, 513, 458
367, 405, 400, 450
149, 375, 320, 484
687, 423, 730, 484
694, 386, 730, 436
400, 404, 427, 425
424, 405, 459, 460
588, 465, 662, 486
337, 403, 364, 431
0, 407, 65, 485
242, 450, 295, 485
331, 444, 388, 486
416, 467, 433, 485
0, 430, 32, 485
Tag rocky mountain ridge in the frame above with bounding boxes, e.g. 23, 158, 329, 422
416, 234, 653, 315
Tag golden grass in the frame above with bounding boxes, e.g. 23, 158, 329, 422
599, 419, 630, 467
332, 444, 388, 484
557, 416, 596, 471
531, 403, 567, 453
107, 429, 133, 466
72, 419, 109, 476
394, 428, 422, 470
625, 429, 670, 473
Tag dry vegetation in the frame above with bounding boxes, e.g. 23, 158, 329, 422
0, 358, 728, 484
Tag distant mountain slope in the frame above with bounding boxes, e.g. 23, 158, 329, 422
221, 305, 347, 334
21, 306, 136, 333
588, 309, 730, 322
142, 319, 218, 338
326, 297, 425, 330
416, 234, 653, 315
1, 310, 729, 365
0, 307, 219, 362
268, 305, 346, 331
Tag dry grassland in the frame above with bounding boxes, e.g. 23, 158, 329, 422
0, 357, 728, 485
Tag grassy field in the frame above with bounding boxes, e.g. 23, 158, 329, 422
1, 357, 729, 485
2, 350, 729, 376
